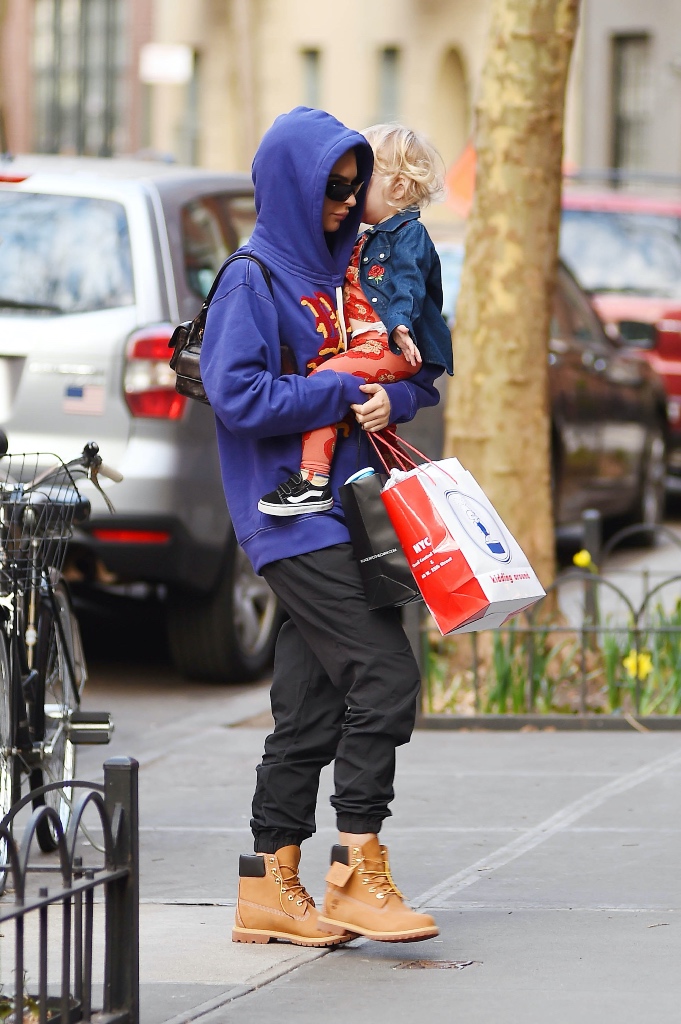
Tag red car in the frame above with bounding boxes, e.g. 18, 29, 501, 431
560, 184, 681, 473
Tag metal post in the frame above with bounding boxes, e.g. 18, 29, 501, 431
103, 757, 139, 1023
472, 631, 480, 712
582, 508, 602, 569
526, 629, 535, 712
73, 856, 83, 1003
582, 509, 602, 649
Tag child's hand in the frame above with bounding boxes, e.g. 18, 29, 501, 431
392, 325, 422, 367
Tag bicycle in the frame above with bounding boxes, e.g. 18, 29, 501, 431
0, 439, 120, 880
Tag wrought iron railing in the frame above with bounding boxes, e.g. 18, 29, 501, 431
0, 757, 139, 1023
419, 521, 681, 726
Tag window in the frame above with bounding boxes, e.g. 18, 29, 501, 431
0, 193, 134, 314
612, 35, 651, 172
33, 0, 126, 156
378, 47, 400, 122
560, 209, 681, 300
559, 270, 610, 353
181, 194, 257, 298
301, 49, 321, 108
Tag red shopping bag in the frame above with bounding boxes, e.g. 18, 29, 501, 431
382, 472, 490, 633
372, 431, 545, 634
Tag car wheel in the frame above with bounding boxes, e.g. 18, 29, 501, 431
630, 426, 667, 533
166, 537, 282, 682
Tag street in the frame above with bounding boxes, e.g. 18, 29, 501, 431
50, 521, 681, 1023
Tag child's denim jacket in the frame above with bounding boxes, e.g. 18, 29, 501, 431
358, 208, 453, 374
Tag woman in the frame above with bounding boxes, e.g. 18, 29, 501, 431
201, 106, 443, 945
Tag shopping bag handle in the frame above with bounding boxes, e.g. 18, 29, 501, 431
368, 431, 462, 488
368, 430, 429, 470
367, 431, 411, 473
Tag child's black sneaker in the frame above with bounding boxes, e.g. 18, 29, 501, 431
258, 473, 334, 516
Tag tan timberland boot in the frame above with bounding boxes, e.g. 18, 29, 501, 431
232, 846, 354, 946
318, 838, 439, 942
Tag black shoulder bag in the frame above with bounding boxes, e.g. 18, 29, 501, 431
168, 253, 273, 405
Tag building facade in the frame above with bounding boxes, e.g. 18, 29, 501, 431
147, 0, 490, 174
1, 0, 153, 156
2, 1, 680, 179
1, 0, 488, 172
577, 0, 681, 176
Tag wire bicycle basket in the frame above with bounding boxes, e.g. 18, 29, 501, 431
0, 454, 89, 591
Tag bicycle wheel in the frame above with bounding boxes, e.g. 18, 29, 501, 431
30, 579, 79, 853
0, 629, 16, 887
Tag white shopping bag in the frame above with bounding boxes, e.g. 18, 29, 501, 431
381, 457, 546, 635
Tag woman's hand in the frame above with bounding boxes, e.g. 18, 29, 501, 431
351, 383, 391, 432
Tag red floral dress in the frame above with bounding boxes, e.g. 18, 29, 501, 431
343, 235, 387, 346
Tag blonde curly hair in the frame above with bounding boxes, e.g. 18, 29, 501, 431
362, 123, 445, 209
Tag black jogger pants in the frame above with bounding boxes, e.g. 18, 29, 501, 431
252, 543, 420, 853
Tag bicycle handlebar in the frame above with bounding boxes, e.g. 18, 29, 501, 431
97, 462, 124, 483
0, 439, 124, 499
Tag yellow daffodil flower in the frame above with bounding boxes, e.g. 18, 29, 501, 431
573, 549, 592, 569
622, 649, 653, 681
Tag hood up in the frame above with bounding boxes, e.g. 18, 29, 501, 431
249, 106, 373, 287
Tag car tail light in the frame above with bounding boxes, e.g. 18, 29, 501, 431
92, 528, 171, 543
0, 173, 30, 183
124, 325, 186, 419
656, 318, 681, 361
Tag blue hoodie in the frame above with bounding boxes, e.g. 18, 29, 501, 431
201, 107, 442, 573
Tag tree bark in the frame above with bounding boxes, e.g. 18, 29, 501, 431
444, 0, 580, 586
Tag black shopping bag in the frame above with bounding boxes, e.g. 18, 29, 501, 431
339, 472, 421, 610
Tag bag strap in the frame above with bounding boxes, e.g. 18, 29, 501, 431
368, 431, 462, 487
368, 431, 423, 471
202, 251, 273, 313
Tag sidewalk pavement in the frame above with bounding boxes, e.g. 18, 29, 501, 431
6, 688, 681, 1024
122, 707, 681, 1022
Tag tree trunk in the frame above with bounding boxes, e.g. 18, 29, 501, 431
444, 0, 580, 586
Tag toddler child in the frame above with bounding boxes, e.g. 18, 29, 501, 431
258, 123, 454, 516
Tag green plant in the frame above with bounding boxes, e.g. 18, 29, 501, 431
0, 977, 43, 1022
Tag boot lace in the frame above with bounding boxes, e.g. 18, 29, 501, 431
356, 852, 403, 900
271, 863, 315, 911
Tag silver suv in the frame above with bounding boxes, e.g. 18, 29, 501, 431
0, 155, 280, 682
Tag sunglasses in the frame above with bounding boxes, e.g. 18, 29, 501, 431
325, 177, 364, 202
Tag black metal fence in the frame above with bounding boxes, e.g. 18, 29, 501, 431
419, 520, 681, 727
0, 757, 139, 1023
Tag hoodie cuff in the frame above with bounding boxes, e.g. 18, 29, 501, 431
333, 370, 366, 407
383, 380, 416, 424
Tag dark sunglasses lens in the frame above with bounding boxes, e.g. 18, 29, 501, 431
326, 179, 363, 202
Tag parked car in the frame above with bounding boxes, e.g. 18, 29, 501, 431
412, 242, 669, 532
0, 155, 280, 682
559, 182, 681, 475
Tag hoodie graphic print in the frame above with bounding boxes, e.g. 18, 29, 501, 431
200, 106, 441, 573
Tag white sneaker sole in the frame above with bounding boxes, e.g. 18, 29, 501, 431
257, 498, 334, 516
